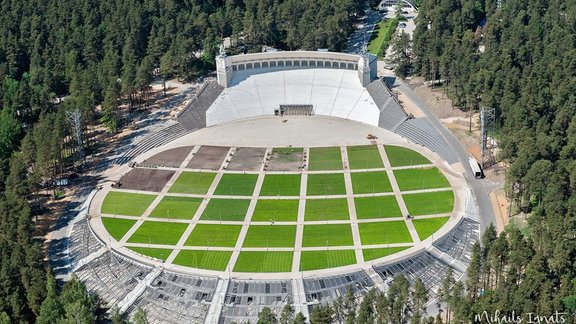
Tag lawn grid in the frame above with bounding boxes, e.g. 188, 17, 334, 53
242, 225, 297, 247
363, 247, 409, 261
302, 224, 354, 247
347, 145, 384, 169
412, 217, 450, 240
234, 251, 294, 272
308, 147, 343, 171
351, 171, 393, 194
185, 224, 242, 247
214, 173, 258, 196
354, 196, 402, 219
201, 198, 251, 221
259, 174, 301, 196
149, 196, 202, 219
101, 217, 137, 241
168, 172, 216, 194
173, 250, 232, 271
384, 145, 431, 167
358, 221, 413, 245
304, 198, 350, 221
127, 221, 188, 245
403, 191, 454, 216
101, 191, 156, 216
300, 250, 356, 271
393, 167, 450, 191
251, 199, 300, 221
129, 247, 173, 261
307, 173, 347, 196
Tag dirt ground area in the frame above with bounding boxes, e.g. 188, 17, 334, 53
187, 145, 230, 170
227, 147, 266, 171
267, 148, 305, 171
143, 146, 193, 167
118, 168, 175, 192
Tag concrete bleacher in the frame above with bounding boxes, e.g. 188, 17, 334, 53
395, 118, 458, 164
374, 252, 462, 296
126, 271, 218, 324
75, 251, 153, 306
303, 271, 373, 305
68, 218, 104, 267
365, 78, 409, 131
219, 280, 292, 324
433, 218, 479, 264
177, 82, 224, 131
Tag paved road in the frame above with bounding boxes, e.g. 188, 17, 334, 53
394, 80, 496, 234
347, 8, 384, 54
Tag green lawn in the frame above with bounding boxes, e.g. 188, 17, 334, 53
234, 251, 293, 272
242, 225, 296, 247
168, 172, 216, 194
300, 250, 356, 271
101, 191, 156, 216
363, 247, 409, 261
302, 224, 354, 247
305, 199, 349, 221
351, 171, 393, 194
307, 173, 347, 196
259, 174, 301, 196
184, 224, 242, 247
367, 18, 398, 57
149, 196, 202, 219
347, 146, 384, 169
385, 145, 431, 167
403, 191, 454, 216
308, 147, 343, 171
129, 247, 172, 261
173, 250, 232, 271
358, 221, 413, 245
354, 196, 402, 219
213, 173, 258, 196
251, 199, 299, 222
126, 221, 188, 245
101, 217, 137, 241
201, 198, 250, 221
413, 217, 450, 240
394, 167, 450, 191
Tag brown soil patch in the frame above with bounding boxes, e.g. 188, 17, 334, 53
227, 147, 267, 171
118, 168, 175, 192
143, 146, 194, 167
187, 146, 230, 170
267, 148, 305, 171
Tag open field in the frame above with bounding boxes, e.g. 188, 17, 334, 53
259, 174, 301, 196
354, 196, 402, 219
242, 225, 297, 247
101, 191, 156, 216
307, 173, 347, 196
234, 251, 293, 272
129, 247, 172, 261
173, 250, 232, 271
302, 224, 354, 247
149, 196, 202, 219
305, 198, 349, 221
358, 221, 412, 244
201, 198, 250, 221
385, 145, 431, 167
127, 221, 188, 245
185, 224, 242, 247
300, 250, 356, 271
403, 191, 454, 216
213, 173, 258, 196
347, 145, 384, 169
412, 217, 449, 240
308, 147, 343, 171
351, 171, 393, 194
367, 18, 398, 57
251, 199, 299, 221
394, 167, 450, 191
168, 171, 216, 194
363, 247, 409, 261
101, 217, 137, 240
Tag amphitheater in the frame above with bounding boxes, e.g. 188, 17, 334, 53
59, 51, 482, 323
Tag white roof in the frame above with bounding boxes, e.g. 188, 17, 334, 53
206, 68, 380, 127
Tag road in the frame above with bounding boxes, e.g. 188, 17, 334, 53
347, 8, 384, 53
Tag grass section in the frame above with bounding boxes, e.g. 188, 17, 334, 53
201, 198, 250, 221
251, 199, 299, 222
168, 172, 216, 194
213, 173, 258, 196
129, 247, 172, 261
101, 217, 137, 241
403, 191, 454, 216
127, 221, 188, 245
394, 167, 450, 191
413, 217, 450, 240
384, 145, 431, 167
185, 224, 242, 247
101, 191, 156, 216
307, 173, 347, 196
300, 250, 356, 271
351, 171, 393, 194
173, 250, 232, 271
363, 247, 409, 261
149, 196, 202, 219
302, 224, 354, 247
234, 251, 293, 272
308, 147, 343, 171
367, 18, 399, 58
242, 225, 296, 247
354, 196, 402, 219
305, 199, 349, 221
347, 146, 384, 169
260, 174, 301, 196
358, 221, 413, 245
272, 147, 303, 162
